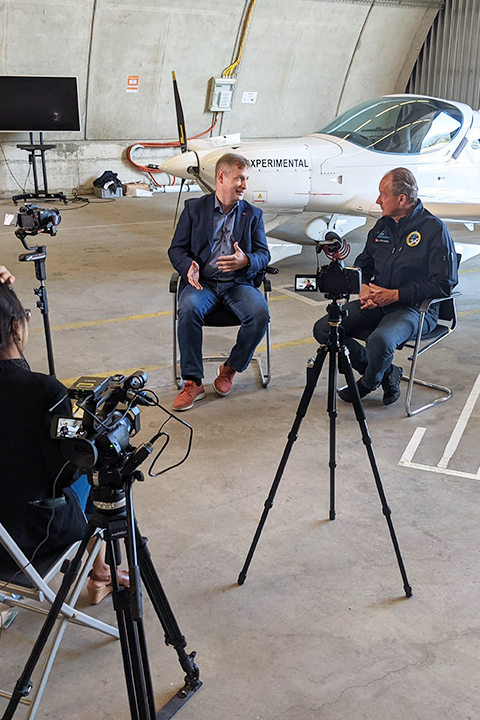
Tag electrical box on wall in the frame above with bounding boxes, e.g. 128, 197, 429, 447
207, 77, 236, 112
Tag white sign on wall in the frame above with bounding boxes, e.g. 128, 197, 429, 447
242, 91, 257, 104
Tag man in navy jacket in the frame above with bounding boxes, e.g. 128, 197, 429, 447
168, 153, 270, 411
313, 167, 458, 406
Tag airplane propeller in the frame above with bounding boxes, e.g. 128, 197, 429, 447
172, 71, 187, 226
170, 72, 216, 226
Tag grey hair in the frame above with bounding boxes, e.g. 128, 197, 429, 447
215, 153, 250, 176
383, 167, 418, 205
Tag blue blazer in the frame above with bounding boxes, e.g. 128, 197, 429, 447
168, 193, 271, 288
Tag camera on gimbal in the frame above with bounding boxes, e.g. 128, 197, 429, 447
295, 231, 361, 300
14, 203, 62, 243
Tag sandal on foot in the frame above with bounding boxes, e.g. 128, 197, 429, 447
87, 570, 130, 605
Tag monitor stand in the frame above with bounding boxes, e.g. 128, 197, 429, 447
12, 132, 68, 205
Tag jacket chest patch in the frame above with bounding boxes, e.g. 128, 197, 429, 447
406, 231, 422, 247
375, 231, 390, 244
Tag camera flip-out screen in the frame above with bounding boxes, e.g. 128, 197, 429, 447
53, 416, 84, 439
295, 275, 317, 292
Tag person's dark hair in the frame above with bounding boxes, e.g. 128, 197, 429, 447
0, 284, 26, 352
215, 153, 250, 176
384, 167, 418, 205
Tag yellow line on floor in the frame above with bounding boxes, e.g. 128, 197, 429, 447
31, 294, 289, 333
31, 310, 173, 333
59, 339, 317, 386
458, 308, 480, 317
257, 337, 316, 352
459, 267, 480, 274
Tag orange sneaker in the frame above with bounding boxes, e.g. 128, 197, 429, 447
213, 363, 236, 396
172, 381, 206, 411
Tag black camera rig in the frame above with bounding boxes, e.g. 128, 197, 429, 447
52, 371, 192, 506
14, 203, 62, 244
295, 231, 362, 299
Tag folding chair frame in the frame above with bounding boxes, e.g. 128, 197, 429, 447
401, 292, 460, 417
0, 525, 118, 719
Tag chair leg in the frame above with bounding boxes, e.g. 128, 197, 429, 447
403, 374, 452, 417
0, 535, 118, 719
172, 290, 183, 389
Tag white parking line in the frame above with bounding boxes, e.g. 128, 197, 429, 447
398, 371, 480, 479
437, 372, 480, 469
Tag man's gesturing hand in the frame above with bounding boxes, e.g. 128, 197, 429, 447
187, 261, 203, 290
217, 242, 249, 272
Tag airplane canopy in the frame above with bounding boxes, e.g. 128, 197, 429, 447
317, 96, 464, 155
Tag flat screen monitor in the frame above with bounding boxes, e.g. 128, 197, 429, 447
0, 76, 80, 132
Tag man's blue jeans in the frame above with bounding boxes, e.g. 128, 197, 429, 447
177, 280, 269, 379
313, 300, 438, 390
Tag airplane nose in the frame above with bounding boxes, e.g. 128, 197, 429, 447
159, 151, 198, 180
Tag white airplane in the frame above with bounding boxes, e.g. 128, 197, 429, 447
161, 92, 480, 264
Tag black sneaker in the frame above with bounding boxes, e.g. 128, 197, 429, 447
338, 378, 372, 403
381, 365, 403, 406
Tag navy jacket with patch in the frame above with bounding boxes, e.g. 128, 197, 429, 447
354, 200, 458, 308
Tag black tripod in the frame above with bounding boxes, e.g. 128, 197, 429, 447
18, 244, 56, 376
1, 465, 201, 720
238, 297, 412, 598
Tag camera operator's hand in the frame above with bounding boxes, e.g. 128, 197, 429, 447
367, 283, 399, 307
359, 283, 377, 310
0, 266, 15, 286
187, 261, 203, 290
217, 242, 249, 272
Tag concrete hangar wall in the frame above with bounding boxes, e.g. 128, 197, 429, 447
0, 0, 442, 197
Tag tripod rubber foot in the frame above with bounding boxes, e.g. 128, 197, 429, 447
156, 680, 203, 720
237, 571, 246, 586
329, 511, 336, 521
405, 584, 413, 598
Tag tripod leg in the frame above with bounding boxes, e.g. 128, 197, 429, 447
339, 345, 413, 598
238, 346, 328, 585
104, 536, 147, 720
327, 340, 339, 521
1, 525, 96, 720
135, 529, 202, 719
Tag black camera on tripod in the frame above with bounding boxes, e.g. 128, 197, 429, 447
51, 371, 151, 475
295, 231, 361, 299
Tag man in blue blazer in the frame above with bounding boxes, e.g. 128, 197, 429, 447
168, 153, 271, 411
168, 153, 270, 410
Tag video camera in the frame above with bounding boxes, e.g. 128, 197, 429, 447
51, 371, 151, 474
295, 231, 361, 300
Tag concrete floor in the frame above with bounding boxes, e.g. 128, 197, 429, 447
0, 192, 479, 720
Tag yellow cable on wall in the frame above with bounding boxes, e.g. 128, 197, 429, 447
222, 0, 258, 78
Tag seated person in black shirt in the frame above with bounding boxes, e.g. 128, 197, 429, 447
0, 284, 127, 604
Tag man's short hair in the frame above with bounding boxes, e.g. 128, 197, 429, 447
215, 153, 250, 176
384, 167, 418, 205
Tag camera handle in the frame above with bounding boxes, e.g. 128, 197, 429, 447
18, 245, 56, 376
238, 298, 412, 599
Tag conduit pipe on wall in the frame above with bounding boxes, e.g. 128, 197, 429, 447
126, 113, 220, 188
